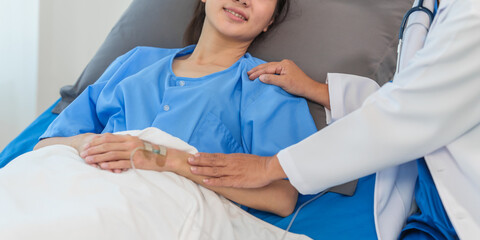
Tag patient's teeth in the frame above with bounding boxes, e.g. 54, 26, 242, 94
226, 9, 246, 20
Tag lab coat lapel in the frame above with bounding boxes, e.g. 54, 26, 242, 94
373, 0, 436, 239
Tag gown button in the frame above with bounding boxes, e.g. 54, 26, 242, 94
163, 105, 170, 111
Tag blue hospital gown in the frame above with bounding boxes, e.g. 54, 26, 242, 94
40, 45, 377, 239
41, 45, 317, 157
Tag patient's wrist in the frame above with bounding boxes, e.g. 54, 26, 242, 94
73, 133, 95, 152
162, 148, 191, 175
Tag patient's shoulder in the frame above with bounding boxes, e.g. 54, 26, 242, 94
242, 52, 267, 68
124, 46, 180, 62
240, 54, 306, 112
108, 46, 180, 76
241, 53, 298, 96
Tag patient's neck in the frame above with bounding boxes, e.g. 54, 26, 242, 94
188, 26, 251, 70
172, 29, 251, 78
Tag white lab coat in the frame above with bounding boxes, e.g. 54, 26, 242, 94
277, 0, 480, 239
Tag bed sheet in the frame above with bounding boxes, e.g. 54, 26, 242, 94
0, 99, 378, 239
0, 128, 308, 240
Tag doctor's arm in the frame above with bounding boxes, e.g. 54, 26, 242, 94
273, 5, 480, 194
192, 4, 480, 193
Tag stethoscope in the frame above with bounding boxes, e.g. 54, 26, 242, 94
396, 0, 438, 73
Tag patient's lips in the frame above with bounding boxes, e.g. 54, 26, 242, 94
224, 7, 248, 22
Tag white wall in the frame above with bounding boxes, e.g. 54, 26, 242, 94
0, 0, 39, 150
37, 0, 132, 114
0, 0, 131, 151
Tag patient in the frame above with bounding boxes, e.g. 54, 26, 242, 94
34, 0, 317, 218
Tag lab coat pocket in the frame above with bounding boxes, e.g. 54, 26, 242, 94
189, 112, 243, 154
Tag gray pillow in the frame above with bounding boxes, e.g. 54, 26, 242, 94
53, 0, 413, 131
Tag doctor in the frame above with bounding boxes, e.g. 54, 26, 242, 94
188, 0, 480, 239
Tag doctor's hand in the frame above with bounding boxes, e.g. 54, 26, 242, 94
188, 153, 287, 188
248, 59, 330, 109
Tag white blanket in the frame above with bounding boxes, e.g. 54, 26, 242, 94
0, 128, 310, 240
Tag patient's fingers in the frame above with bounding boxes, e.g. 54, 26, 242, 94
87, 162, 119, 173
84, 151, 130, 164
80, 143, 126, 158
99, 160, 131, 170
82, 134, 143, 162
87, 133, 126, 147
87, 163, 100, 169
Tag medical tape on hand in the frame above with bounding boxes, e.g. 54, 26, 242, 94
143, 141, 167, 156
129, 145, 215, 239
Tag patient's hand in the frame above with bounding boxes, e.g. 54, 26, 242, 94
80, 133, 191, 174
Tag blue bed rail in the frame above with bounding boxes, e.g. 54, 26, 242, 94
0, 100, 59, 168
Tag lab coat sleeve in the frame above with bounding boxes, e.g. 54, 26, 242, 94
241, 86, 318, 157
40, 48, 140, 139
324, 73, 380, 124
278, 0, 480, 194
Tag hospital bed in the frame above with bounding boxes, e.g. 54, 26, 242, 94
0, 0, 413, 238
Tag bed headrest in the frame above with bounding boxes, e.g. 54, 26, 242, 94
52, 0, 413, 130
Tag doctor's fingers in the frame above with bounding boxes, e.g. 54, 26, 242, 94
203, 176, 236, 187
259, 74, 287, 88
190, 166, 233, 177
248, 62, 284, 80
188, 153, 230, 167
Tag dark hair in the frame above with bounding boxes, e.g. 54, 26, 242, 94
183, 0, 290, 46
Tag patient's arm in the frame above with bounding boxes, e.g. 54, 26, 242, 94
167, 148, 298, 217
88, 141, 297, 217
34, 133, 96, 152
34, 134, 105, 169
80, 134, 298, 216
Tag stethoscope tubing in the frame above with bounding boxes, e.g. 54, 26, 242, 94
396, 0, 437, 73
398, 0, 435, 41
